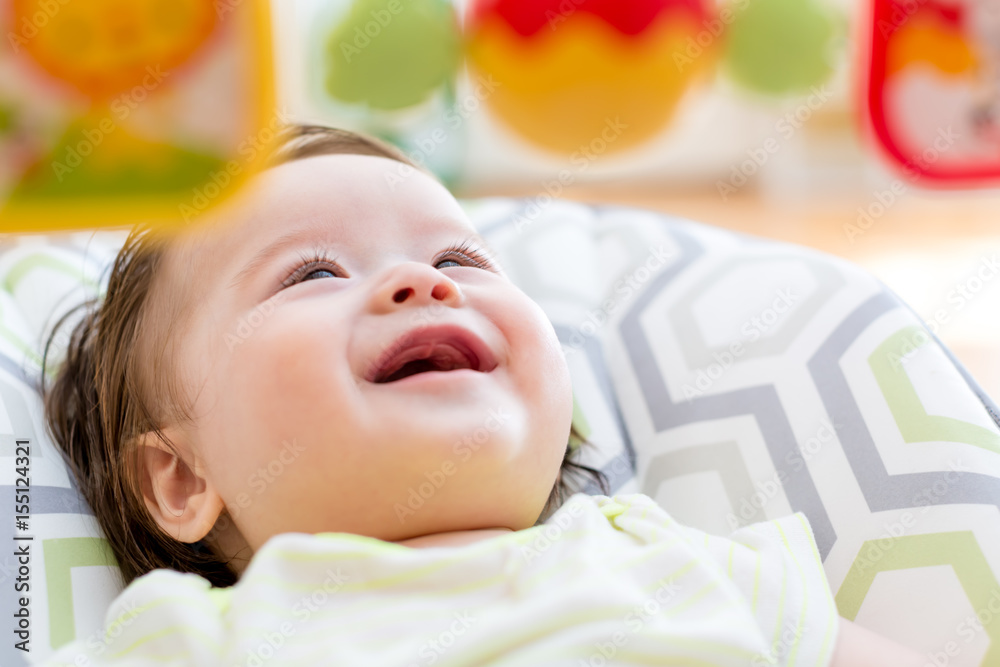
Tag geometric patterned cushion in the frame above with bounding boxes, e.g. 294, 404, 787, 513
3, 200, 998, 665
470, 198, 1000, 667
0, 233, 122, 666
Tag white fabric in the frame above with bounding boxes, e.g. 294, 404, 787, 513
35, 493, 840, 667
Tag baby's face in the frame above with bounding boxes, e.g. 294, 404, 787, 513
157, 154, 572, 551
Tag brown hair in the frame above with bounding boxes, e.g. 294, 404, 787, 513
42, 124, 608, 589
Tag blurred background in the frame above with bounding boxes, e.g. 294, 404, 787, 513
1, 0, 998, 396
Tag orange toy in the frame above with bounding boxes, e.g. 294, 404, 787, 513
12, 0, 216, 99
1, 0, 274, 232
466, 0, 716, 156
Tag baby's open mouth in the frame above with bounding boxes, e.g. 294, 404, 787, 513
375, 344, 477, 383
368, 325, 497, 384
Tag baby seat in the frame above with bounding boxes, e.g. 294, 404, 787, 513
1, 199, 998, 665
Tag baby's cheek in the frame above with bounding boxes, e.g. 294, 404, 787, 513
238, 313, 333, 384
222, 319, 344, 436
503, 296, 572, 441
516, 299, 569, 388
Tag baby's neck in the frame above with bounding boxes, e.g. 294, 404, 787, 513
394, 527, 514, 549
225, 527, 518, 580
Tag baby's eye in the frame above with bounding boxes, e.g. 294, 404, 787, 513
281, 256, 344, 290
280, 243, 497, 291
434, 243, 497, 272
302, 268, 337, 282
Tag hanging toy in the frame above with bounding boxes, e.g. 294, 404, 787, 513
1, 0, 276, 232
722, 0, 839, 95
865, 0, 1000, 184
466, 0, 715, 157
321, 0, 461, 111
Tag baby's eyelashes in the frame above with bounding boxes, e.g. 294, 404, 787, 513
301, 268, 338, 282
279, 243, 500, 292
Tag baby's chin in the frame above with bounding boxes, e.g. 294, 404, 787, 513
362, 378, 527, 437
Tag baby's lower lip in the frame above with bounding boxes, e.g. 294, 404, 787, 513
375, 368, 487, 387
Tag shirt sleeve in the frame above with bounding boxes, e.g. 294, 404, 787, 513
31, 570, 228, 667
694, 511, 840, 667
596, 494, 841, 667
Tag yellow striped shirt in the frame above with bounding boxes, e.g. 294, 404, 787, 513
35, 493, 839, 667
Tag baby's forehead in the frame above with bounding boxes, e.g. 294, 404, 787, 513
165, 163, 492, 294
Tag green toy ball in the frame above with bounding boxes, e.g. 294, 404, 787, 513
723, 0, 840, 95
324, 0, 461, 111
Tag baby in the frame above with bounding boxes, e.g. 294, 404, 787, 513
39, 124, 923, 666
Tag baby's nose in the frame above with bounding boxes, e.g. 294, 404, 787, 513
370, 262, 463, 313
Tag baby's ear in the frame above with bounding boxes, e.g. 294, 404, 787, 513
135, 428, 225, 544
